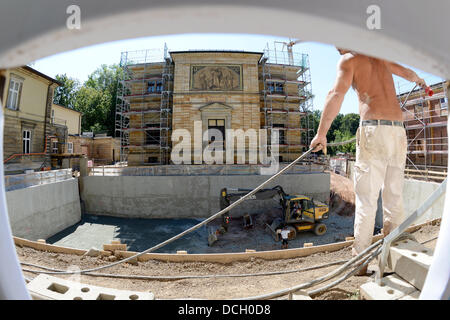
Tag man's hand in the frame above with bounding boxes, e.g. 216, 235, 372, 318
415, 77, 427, 90
310, 134, 327, 153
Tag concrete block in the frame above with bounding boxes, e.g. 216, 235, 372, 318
83, 247, 101, 257
289, 290, 312, 300
360, 274, 418, 300
37, 239, 46, 244
245, 249, 256, 253
27, 274, 154, 300
388, 239, 433, 290
399, 291, 421, 300
111, 240, 121, 244
126, 256, 139, 265
303, 243, 313, 248
176, 250, 188, 254
107, 255, 118, 262
103, 243, 127, 252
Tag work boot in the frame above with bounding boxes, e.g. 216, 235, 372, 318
355, 264, 369, 276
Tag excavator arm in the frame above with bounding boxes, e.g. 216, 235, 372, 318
220, 186, 287, 211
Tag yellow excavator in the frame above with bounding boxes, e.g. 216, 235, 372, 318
209, 185, 329, 245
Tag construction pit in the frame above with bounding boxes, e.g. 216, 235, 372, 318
46, 171, 355, 254
6, 167, 445, 300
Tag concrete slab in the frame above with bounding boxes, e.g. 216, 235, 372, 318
388, 239, 434, 290
46, 212, 355, 254
360, 274, 418, 300
47, 214, 208, 253
27, 274, 154, 300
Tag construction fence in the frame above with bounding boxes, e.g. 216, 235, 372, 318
4, 169, 73, 192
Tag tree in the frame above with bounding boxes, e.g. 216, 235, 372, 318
341, 113, 360, 135
329, 129, 356, 154
84, 64, 123, 136
53, 74, 80, 109
308, 111, 359, 156
74, 86, 110, 133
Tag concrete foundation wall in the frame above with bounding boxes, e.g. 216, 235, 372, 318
81, 172, 330, 219
6, 178, 81, 240
403, 179, 446, 224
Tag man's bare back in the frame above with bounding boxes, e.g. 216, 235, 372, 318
349, 54, 402, 121
309, 48, 427, 152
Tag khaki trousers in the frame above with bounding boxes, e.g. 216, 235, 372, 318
352, 124, 407, 256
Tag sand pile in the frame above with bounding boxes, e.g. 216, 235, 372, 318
328, 171, 355, 216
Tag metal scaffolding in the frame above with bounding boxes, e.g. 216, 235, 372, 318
115, 45, 173, 165
116, 43, 316, 167
260, 43, 315, 164
398, 81, 448, 180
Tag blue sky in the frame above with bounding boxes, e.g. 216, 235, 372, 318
32, 33, 444, 115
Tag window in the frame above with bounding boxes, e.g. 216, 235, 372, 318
6, 77, 23, 110
145, 128, 160, 145
273, 124, 285, 145
414, 103, 423, 118
22, 130, 31, 154
207, 119, 225, 145
416, 139, 425, 157
148, 157, 158, 163
147, 80, 163, 94
440, 97, 448, 116
52, 141, 58, 153
67, 142, 73, 154
267, 82, 284, 94
51, 109, 55, 123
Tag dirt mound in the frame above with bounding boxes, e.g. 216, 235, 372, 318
328, 171, 355, 216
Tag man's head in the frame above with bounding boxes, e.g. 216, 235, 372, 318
336, 47, 352, 55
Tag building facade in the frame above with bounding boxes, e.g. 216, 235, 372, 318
399, 81, 448, 172
0, 66, 60, 173
116, 49, 315, 166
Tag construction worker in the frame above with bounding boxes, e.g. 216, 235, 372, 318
278, 225, 291, 249
310, 48, 427, 275
292, 202, 302, 219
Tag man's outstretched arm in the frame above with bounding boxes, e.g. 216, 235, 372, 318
385, 61, 427, 89
310, 55, 354, 152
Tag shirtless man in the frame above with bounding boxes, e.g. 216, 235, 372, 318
310, 48, 427, 275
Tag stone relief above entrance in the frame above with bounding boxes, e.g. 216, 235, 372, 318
190, 64, 242, 91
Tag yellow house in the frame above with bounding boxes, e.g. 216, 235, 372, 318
0, 66, 60, 173
51, 104, 82, 136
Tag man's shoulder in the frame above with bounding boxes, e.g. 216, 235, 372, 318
340, 53, 374, 69
339, 53, 358, 67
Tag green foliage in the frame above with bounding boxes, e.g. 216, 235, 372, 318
53, 74, 80, 109
53, 64, 123, 135
329, 129, 356, 154
310, 110, 360, 156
